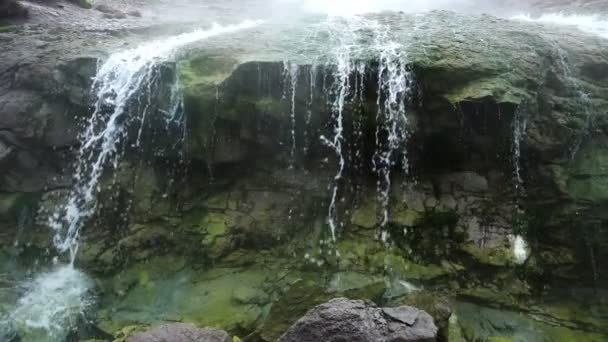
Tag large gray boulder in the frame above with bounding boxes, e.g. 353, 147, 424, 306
126, 323, 231, 342
278, 298, 438, 342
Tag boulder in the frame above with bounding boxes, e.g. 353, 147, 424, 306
94, 4, 127, 19
127, 323, 231, 342
278, 298, 438, 342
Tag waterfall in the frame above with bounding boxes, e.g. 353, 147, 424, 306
512, 106, 527, 198
318, 16, 414, 244
5, 20, 262, 341
512, 105, 528, 265
373, 28, 414, 236
283, 61, 300, 168
50, 20, 263, 264
320, 17, 358, 243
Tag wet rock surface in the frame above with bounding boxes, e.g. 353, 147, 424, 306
278, 298, 437, 342
126, 323, 231, 342
0, 4, 607, 342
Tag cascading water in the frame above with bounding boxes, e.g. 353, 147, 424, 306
318, 16, 415, 244
511, 106, 529, 265
319, 17, 358, 243
50, 20, 262, 264
372, 27, 414, 237
283, 61, 300, 168
512, 106, 527, 200
4, 20, 262, 341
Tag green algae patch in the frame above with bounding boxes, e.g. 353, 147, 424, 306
566, 139, 608, 202
0, 192, 40, 220
461, 242, 513, 267
391, 208, 421, 227
351, 202, 377, 229
0, 25, 15, 33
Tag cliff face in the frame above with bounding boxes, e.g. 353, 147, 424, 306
0, 7, 607, 342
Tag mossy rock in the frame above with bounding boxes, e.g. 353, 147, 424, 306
351, 202, 377, 229
112, 325, 148, 342
0, 192, 39, 221
566, 139, 608, 202
447, 314, 466, 342
0, 25, 15, 33
70, 0, 93, 9
99, 265, 272, 337
391, 208, 421, 227
461, 242, 513, 267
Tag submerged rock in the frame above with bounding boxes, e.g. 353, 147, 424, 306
278, 298, 437, 342
126, 323, 230, 342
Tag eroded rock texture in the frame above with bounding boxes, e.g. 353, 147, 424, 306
278, 298, 437, 342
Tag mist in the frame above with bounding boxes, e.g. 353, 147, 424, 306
273, 0, 532, 17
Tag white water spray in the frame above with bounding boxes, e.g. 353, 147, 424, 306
10, 266, 93, 341
372, 24, 414, 232
318, 16, 414, 242
512, 234, 528, 265
320, 17, 359, 242
9, 20, 262, 340
284, 61, 300, 167
511, 106, 529, 264
50, 20, 263, 263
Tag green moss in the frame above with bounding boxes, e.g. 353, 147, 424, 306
391, 208, 420, 227
255, 97, 284, 119
381, 253, 452, 280
351, 202, 377, 229
566, 140, 608, 202
461, 242, 513, 267
0, 25, 15, 33
178, 55, 236, 91
78, 0, 93, 9
448, 314, 466, 342
203, 213, 228, 238
487, 337, 515, 342
205, 193, 238, 210
0, 192, 39, 221
112, 325, 148, 342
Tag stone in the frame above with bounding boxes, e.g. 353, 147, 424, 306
232, 286, 270, 305
260, 279, 332, 341
278, 298, 437, 342
70, 0, 93, 9
95, 4, 127, 19
351, 202, 377, 228
442, 172, 488, 194
127, 323, 231, 342
392, 208, 420, 227
0, 139, 14, 163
